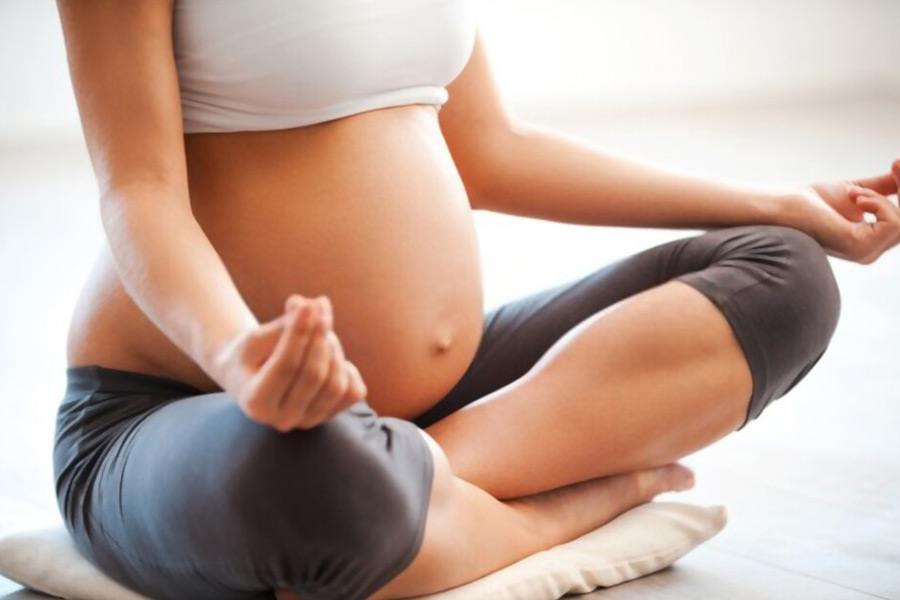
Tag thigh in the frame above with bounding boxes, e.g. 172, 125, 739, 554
410, 231, 706, 428
411, 224, 838, 429
56, 367, 434, 600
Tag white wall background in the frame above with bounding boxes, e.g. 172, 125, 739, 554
2, 0, 899, 140
477, 0, 900, 113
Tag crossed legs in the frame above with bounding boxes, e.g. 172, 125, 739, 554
362, 224, 841, 599
59, 225, 839, 600
414, 224, 841, 498
426, 278, 752, 498
266, 225, 843, 600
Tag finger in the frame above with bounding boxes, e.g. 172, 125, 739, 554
325, 330, 346, 364
317, 361, 368, 425
849, 186, 899, 212
892, 159, 900, 195
243, 293, 309, 367
302, 331, 355, 419
848, 184, 877, 198
277, 318, 332, 426
318, 295, 333, 330
852, 195, 900, 256
284, 293, 305, 313
239, 314, 290, 368
302, 348, 351, 426
301, 334, 362, 425
245, 302, 316, 423
853, 170, 899, 197
854, 193, 900, 222
343, 360, 368, 401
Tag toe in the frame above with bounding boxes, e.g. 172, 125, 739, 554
635, 463, 695, 498
668, 463, 696, 491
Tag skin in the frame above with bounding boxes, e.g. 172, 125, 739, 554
55, 1, 900, 598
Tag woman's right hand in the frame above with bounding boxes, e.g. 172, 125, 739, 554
212, 294, 368, 432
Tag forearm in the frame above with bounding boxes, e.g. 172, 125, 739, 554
100, 183, 258, 378
468, 120, 798, 229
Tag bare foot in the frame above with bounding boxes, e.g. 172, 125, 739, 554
274, 462, 694, 600
508, 462, 696, 547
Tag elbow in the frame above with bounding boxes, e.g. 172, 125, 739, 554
98, 178, 191, 218
97, 179, 193, 245
457, 116, 529, 212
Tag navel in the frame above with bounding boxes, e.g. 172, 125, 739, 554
431, 326, 455, 355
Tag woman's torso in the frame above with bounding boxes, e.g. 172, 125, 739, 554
66, 0, 485, 420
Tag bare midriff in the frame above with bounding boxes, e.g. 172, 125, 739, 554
66, 104, 485, 420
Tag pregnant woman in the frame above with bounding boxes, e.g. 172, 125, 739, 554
53, 1, 900, 600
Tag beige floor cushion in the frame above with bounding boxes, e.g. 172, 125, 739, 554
0, 501, 726, 600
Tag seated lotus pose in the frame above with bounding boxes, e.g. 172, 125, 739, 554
52, 1, 900, 600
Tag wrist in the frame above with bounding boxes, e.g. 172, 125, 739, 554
765, 187, 810, 230
197, 313, 259, 385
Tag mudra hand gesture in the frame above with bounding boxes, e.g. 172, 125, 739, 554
793, 159, 900, 264
214, 294, 368, 431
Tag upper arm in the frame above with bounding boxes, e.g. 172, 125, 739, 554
439, 30, 519, 207
56, 0, 189, 201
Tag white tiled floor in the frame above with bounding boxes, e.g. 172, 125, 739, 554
1, 95, 898, 598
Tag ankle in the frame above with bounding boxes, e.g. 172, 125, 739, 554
503, 496, 565, 549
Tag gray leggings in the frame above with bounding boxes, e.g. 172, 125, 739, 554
54, 224, 840, 600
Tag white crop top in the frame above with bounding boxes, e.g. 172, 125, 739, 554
173, 0, 478, 133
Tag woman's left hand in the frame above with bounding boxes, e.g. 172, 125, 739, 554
787, 159, 900, 264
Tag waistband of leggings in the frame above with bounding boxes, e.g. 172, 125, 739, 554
65, 365, 207, 398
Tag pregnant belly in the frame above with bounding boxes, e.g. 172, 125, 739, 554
68, 105, 485, 420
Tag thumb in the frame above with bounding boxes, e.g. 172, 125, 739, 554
241, 313, 291, 367
892, 159, 900, 195
848, 184, 877, 198
853, 171, 896, 196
